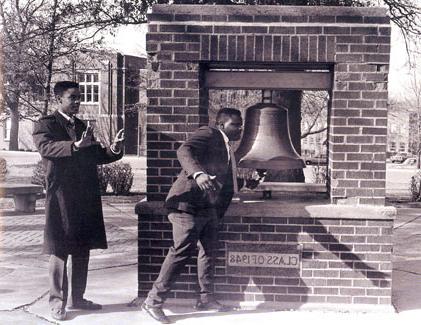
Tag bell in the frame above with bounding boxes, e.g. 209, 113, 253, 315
235, 91, 305, 170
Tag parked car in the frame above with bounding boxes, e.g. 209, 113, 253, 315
304, 154, 327, 165
390, 154, 406, 163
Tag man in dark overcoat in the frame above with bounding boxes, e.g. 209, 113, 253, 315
32, 81, 125, 321
141, 108, 243, 324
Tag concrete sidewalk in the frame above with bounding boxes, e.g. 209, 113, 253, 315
1, 197, 421, 324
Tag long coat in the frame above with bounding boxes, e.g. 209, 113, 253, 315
32, 111, 123, 254
165, 126, 234, 217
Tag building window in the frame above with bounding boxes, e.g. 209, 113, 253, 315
390, 142, 396, 152
3, 118, 11, 141
399, 142, 406, 152
77, 72, 100, 104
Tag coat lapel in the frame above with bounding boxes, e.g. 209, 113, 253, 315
53, 111, 77, 141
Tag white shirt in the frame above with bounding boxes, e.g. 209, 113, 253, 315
58, 110, 74, 123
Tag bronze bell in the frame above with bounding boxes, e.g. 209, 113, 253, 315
235, 91, 305, 170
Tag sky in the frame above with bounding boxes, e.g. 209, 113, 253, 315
105, 22, 419, 102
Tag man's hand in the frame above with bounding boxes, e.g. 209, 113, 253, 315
196, 173, 217, 192
111, 129, 125, 153
74, 126, 96, 149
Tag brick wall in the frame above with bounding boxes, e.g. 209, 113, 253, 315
137, 200, 394, 306
145, 5, 391, 204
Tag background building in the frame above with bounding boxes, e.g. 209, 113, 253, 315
0, 51, 147, 156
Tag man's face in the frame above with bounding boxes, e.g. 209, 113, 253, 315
57, 87, 81, 116
222, 115, 243, 141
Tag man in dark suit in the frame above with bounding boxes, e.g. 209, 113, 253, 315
32, 81, 125, 321
142, 108, 243, 324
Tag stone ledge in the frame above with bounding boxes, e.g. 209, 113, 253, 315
135, 195, 396, 220
151, 5, 388, 18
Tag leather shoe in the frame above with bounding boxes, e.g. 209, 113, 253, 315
141, 303, 171, 324
51, 308, 67, 321
69, 298, 102, 310
194, 300, 232, 312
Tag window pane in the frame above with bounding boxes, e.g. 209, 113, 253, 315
93, 73, 99, 82
86, 85, 92, 102
80, 85, 86, 102
93, 85, 99, 103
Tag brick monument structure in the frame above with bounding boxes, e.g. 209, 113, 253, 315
136, 5, 395, 311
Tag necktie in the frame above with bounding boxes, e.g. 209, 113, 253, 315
228, 143, 239, 194
67, 117, 77, 140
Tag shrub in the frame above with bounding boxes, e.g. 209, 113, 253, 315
31, 160, 46, 189
97, 165, 112, 195
0, 157, 7, 181
410, 171, 421, 201
107, 162, 134, 195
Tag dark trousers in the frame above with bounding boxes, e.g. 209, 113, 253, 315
48, 251, 90, 310
145, 209, 219, 307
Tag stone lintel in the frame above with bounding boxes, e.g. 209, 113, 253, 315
151, 4, 388, 19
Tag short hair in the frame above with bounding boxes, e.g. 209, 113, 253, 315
216, 107, 242, 124
53, 81, 79, 96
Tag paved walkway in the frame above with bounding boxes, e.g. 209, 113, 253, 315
1, 197, 421, 324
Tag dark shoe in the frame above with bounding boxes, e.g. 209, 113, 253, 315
194, 300, 232, 312
69, 298, 102, 310
51, 308, 67, 321
141, 303, 171, 324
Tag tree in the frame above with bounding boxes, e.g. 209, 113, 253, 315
0, 0, 127, 150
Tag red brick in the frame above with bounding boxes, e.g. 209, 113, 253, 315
346, 171, 373, 179
282, 16, 307, 23
347, 153, 374, 161
317, 36, 326, 62
362, 91, 388, 99
331, 126, 360, 135
228, 35, 237, 61
264, 35, 273, 61
174, 52, 199, 61
228, 15, 253, 22
269, 26, 295, 34
254, 15, 280, 23
290, 36, 299, 61
349, 82, 375, 91
362, 127, 387, 135
350, 44, 379, 53
159, 24, 185, 33
331, 144, 360, 153
246, 36, 255, 61
365, 36, 390, 44
349, 64, 377, 72
218, 35, 228, 61
309, 15, 335, 23
160, 80, 186, 88
336, 54, 363, 63
348, 118, 374, 126
146, 33, 172, 42
296, 26, 322, 34
255, 35, 264, 61
324, 26, 350, 34
364, 54, 390, 63
346, 136, 373, 143
361, 110, 387, 118
236, 35, 245, 61
361, 162, 385, 170
242, 26, 268, 34
351, 27, 378, 35
348, 100, 374, 108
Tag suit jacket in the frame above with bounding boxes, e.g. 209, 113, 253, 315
165, 126, 234, 217
32, 111, 123, 254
